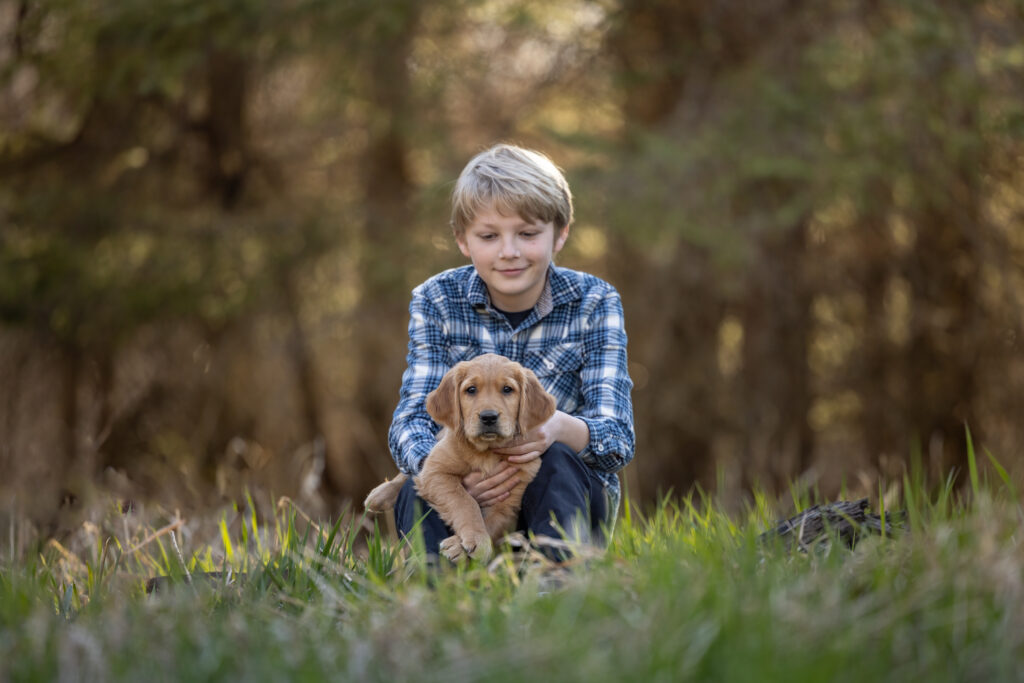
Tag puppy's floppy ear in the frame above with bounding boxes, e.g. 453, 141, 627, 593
517, 367, 557, 434
426, 363, 464, 432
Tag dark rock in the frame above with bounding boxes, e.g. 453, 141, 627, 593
761, 498, 905, 551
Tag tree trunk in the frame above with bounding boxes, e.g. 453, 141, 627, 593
903, 33, 984, 486
858, 199, 901, 479
205, 49, 250, 209
905, 207, 980, 483
331, 3, 421, 503
59, 342, 81, 508
740, 221, 813, 493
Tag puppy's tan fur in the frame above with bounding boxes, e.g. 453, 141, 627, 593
365, 354, 556, 562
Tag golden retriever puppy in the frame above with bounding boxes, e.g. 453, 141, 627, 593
365, 353, 556, 562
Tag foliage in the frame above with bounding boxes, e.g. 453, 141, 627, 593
2, 0, 1024, 515
597, 0, 1024, 494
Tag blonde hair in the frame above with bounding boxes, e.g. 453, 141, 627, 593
450, 144, 573, 235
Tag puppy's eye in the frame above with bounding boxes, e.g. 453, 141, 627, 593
502, 385, 514, 394
465, 386, 477, 395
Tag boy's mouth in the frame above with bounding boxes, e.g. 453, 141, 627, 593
497, 267, 526, 276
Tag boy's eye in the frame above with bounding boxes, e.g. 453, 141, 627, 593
502, 385, 514, 394
521, 231, 539, 239
479, 234, 497, 241
465, 386, 477, 395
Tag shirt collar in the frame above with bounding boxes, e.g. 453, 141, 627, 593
466, 265, 582, 319
466, 268, 491, 310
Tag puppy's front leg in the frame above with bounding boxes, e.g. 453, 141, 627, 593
484, 459, 540, 543
415, 468, 492, 562
483, 483, 526, 542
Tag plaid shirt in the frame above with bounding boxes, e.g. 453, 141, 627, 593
388, 264, 635, 516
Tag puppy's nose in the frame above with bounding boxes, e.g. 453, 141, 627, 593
479, 410, 499, 426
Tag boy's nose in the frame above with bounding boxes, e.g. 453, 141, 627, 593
499, 237, 520, 258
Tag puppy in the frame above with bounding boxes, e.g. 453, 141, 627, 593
365, 353, 556, 562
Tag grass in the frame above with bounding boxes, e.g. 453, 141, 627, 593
2, 447, 1023, 682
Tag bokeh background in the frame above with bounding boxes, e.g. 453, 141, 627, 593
2, 0, 1023, 533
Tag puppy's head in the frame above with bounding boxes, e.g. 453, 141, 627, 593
426, 354, 555, 451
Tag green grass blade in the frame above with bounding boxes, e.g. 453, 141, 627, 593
220, 517, 235, 564
903, 473, 921, 532
878, 480, 887, 540
985, 448, 1018, 502
966, 423, 980, 500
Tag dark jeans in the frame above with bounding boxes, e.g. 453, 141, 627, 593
394, 442, 607, 559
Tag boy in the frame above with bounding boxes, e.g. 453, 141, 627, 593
387, 143, 635, 556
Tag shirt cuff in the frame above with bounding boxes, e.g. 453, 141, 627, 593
575, 416, 632, 472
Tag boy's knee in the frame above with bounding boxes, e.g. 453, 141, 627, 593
546, 441, 577, 459
525, 442, 590, 506
536, 442, 585, 476
521, 442, 608, 554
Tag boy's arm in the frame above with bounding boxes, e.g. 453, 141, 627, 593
387, 291, 449, 475
575, 289, 635, 473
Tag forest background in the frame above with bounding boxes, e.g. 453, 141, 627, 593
2, 0, 1022, 534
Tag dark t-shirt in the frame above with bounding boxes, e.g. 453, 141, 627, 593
495, 307, 532, 329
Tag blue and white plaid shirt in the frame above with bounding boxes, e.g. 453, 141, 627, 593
388, 264, 635, 516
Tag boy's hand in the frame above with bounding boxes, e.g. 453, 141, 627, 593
493, 415, 559, 465
463, 465, 520, 508
494, 411, 590, 463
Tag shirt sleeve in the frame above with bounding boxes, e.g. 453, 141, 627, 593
387, 290, 448, 475
575, 288, 636, 473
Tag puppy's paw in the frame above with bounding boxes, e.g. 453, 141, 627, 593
440, 535, 467, 562
439, 532, 493, 563
462, 531, 493, 562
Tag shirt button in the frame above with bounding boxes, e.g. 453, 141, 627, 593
596, 444, 605, 452
544, 359, 555, 370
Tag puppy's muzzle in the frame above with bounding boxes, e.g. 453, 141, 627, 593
478, 410, 500, 437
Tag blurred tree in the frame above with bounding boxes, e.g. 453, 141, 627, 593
343, 0, 421, 501
605, 0, 817, 497
811, 0, 1018, 481
603, 0, 724, 500
602, 0, 1024, 496
0, 0, 346, 516
897, 4, 985, 480
2, 0, 1024, 527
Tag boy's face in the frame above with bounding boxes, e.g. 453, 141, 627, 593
456, 203, 569, 312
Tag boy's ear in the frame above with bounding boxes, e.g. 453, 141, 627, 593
455, 234, 471, 259
517, 367, 556, 435
553, 224, 570, 255
426, 364, 464, 432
